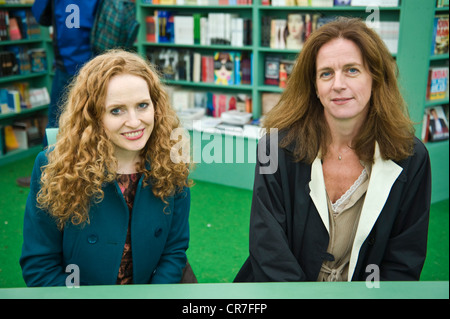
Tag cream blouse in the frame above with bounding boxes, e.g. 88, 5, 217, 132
317, 164, 372, 282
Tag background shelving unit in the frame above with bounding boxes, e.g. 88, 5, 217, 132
135, 0, 448, 203
0, 2, 52, 166
396, 0, 449, 203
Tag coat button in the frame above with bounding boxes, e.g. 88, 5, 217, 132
87, 234, 98, 244
154, 227, 162, 237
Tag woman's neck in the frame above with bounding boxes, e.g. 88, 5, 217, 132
115, 150, 141, 174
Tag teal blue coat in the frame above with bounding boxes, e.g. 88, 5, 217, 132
20, 150, 190, 286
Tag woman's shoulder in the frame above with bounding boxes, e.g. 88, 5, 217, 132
395, 137, 430, 172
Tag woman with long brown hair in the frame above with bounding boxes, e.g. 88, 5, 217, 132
20, 50, 192, 286
235, 17, 431, 282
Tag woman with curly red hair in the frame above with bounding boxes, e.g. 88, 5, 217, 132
20, 50, 192, 286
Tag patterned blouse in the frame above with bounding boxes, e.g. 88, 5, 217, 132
116, 173, 142, 284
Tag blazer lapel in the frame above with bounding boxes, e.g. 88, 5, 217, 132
347, 142, 403, 281
309, 157, 330, 234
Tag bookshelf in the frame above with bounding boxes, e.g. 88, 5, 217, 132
396, 0, 449, 203
0, 2, 51, 165
134, 0, 448, 202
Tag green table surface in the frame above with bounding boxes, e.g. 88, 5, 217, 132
0, 281, 448, 299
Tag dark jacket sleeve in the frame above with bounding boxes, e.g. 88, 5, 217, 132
379, 139, 432, 280
235, 135, 307, 282
19, 151, 67, 287
32, 0, 52, 26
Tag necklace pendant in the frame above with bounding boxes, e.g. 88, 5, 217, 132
338, 155, 342, 160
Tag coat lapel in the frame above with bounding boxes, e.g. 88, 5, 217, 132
309, 157, 330, 233
347, 143, 403, 281
308, 143, 403, 281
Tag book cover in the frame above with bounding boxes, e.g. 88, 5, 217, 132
146, 16, 156, 43
8, 17, 22, 40
427, 106, 449, 142
214, 52, 235, 85
285, 14, 304, 50
174, 16, 194, 45
213, 94, 237, 117
421, 110, 430, 143
433, 14, 449, 55
270, 19, 286, 49
4, 125, 19, 152
264, 55, 281, 86
428, 66, 449, 100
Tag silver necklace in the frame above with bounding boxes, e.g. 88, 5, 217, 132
331, 144, 352, 161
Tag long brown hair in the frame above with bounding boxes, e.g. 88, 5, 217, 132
37, 49, 191, 230
263, 17, 414, 164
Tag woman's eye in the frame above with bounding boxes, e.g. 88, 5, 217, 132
111, 108, 123, 115
319, 71, 332, 78
138, 103, 149, 109
348, 68, 359, 74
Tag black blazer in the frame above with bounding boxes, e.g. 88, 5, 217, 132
235, 135, 431, 282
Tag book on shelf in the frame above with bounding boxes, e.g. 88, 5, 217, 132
8, 17, 22, 40
270, 19, 286, 49
264, 55, 282, 86
422, 105, 449, 143
436, 0, 449, 8
214, 51, 235, 85
367, 21, 399, 54
146, 16, 156, 43
174, 15, 194, 45
211, 93, 251, 117
427, 66, 449, 101
431, 14, 449, 56
279, 59, 295, 88
263, 13, 321, 49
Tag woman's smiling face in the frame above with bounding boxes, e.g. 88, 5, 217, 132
102, 73, 155, 160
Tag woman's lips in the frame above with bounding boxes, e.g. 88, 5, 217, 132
121, 128, 144, 140
331, 97, 353, 105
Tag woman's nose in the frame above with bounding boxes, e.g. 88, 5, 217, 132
125, 110, 141, 127
332, 72, 346, 92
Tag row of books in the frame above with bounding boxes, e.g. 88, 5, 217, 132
0, 9, 41, 42
0, 0, 35, 4
166, 86, 252, 117
263, 14, 399, 54
263, 13, 321, 50
431, 14, 449, 56
0, 46, 46, 77
426, 66, 449, 101
265, 0, 398, 6
0, 115, 46, 156
142, 0, 253, 4
0, 84, 49, 114
146, 48, 252, 85
146, 11, 252, 47
421, 105, 449, 143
